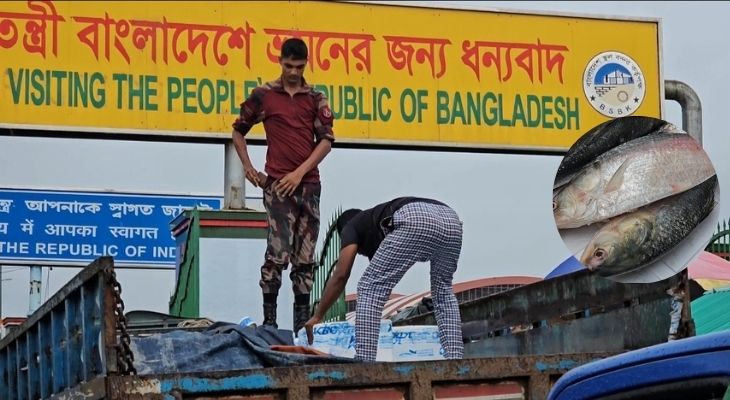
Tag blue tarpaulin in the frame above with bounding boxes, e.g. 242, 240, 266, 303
545, 256, 586, 280
130, 323, 357, 375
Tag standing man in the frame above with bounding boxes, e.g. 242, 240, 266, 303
232, 38, 335, 333
304, 197, 464, 361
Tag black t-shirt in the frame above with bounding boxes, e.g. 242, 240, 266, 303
339, 197, 446, 259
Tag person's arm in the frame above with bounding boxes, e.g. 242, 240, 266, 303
305, 243, 357, 344
232, 131, 261, 187
232, 88, 266, 187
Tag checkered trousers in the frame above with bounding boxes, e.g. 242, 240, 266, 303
355, 201, 464, 361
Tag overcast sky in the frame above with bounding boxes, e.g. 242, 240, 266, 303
1, 2, 728, 321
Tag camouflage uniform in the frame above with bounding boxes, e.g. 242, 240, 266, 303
233, 76, 334, 332
260, 176, 320, 296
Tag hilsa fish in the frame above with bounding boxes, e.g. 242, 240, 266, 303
555, 116, 680, 188
554, 132, 715, 229
580, 175, 717, 277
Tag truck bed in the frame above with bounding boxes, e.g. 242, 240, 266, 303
0, 257, 677, 399
71, 352, 609, 399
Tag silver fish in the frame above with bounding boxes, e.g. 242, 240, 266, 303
580, 175, 717, 276
553, 132, 715, 229
555, 116, 681, 188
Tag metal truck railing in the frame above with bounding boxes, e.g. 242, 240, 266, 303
104, 352, 610, 399
395, 268, 687, 357
0, 257, 133, 400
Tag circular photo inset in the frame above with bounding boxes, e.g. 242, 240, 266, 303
553, 116, 720, 283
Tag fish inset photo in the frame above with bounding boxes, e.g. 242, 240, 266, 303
553, 116, 720, 283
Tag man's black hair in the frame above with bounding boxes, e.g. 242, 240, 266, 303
336, 209, 362, 234
281, 37, 308, 60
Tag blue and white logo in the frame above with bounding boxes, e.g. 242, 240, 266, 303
583, 51, 646, 117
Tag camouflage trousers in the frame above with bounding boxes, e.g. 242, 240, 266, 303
260, 177, 321, 296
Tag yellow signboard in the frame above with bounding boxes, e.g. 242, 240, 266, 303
0, 1, 662, 150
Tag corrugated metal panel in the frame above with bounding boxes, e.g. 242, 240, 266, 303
0, 257, 116, 400
692, 286, 730, 334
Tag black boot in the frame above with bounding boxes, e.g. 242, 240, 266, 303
263, 303, 278, 329
293, 303, 311, 335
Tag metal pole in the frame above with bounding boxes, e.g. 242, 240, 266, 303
665, 80, 702, 144
28, 266, 41, 316
664, 80, 702, 338
224, 141, 246, 210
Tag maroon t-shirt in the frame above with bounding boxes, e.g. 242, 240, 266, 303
232, 78, 335, 183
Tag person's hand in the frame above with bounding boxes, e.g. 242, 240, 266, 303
274, 170, 304, 197
257, 172, 269, 188
243, 163, 261, 187
304, 314, 323, 345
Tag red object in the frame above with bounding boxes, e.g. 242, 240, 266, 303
233, 79, 335, 183
688, 251, 730, 280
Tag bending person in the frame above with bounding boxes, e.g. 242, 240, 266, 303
305, 197, 464, 361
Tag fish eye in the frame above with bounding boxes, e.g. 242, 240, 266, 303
552, 201, 557, 211
594, 248, 606, 259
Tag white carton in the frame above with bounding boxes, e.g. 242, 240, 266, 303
296, 320, 393, 361
391, 325, 445, 361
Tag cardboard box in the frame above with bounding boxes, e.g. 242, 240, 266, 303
392, 325, 445, 361
296, 320, 393, 361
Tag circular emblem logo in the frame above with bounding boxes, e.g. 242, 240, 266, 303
322, 107, 332, 119
583, 51, 646, 117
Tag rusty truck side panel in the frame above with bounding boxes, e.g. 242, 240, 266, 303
395, 269, 684, 357
102, 354, 609, 399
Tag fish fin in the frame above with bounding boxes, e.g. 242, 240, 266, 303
604, 157, 634, 193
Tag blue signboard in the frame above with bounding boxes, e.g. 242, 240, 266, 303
0, 189, 222, 267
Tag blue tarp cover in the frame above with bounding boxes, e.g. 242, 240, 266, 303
131, 323, 357, 375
